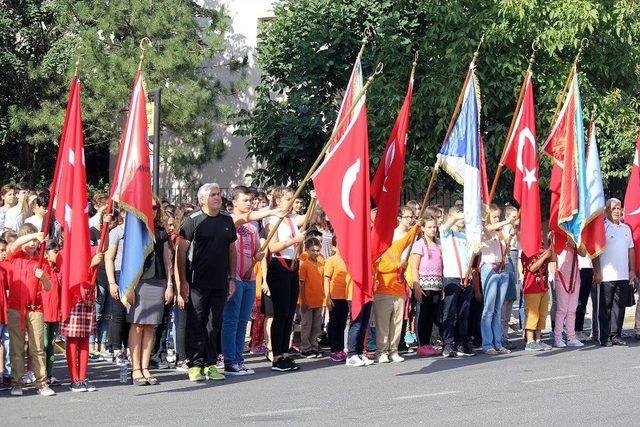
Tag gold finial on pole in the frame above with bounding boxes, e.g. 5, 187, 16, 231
73, 42, 86, 77
527, 40, 540, 73
138, 37, 152, 71
471, 34, 485, 66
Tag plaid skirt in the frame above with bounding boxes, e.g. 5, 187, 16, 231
59, 301, 96, 338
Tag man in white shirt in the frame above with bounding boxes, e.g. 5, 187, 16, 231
593, 198, 636, 346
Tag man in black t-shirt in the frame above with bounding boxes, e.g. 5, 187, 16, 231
177, 183, 237, 381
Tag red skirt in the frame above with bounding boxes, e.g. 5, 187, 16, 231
59, 301, 96, 338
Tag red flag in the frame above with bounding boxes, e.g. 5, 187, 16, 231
111, 71, 154, 232
52, 76, 92, 320
370, 74, 414, 260
542, 68, 585, 253
313, 62, 372, 320
624, 131, 640, 272
502, 73, 542, 257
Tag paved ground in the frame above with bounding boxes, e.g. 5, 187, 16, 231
3, 323, 640, 426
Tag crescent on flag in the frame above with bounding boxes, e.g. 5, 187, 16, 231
341, 158, 360, 220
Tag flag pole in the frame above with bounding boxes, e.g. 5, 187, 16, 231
242, 62, 384, 278
92, 38, 152, 284
291, 196, 318, 269
487, 43, 539, 204
415, 35, 484, 222
546, 38, 589, 138
38, 50, 86, 268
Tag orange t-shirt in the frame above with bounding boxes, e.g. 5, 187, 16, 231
324, 254, 349, 300
254, 261, 263, 299
374, 226, 419, 296
299, 255, 325, 308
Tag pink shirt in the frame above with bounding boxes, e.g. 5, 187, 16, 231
411, 239, 443, 290
235, 222, 260, 281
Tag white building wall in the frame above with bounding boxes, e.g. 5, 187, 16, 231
160, 0, 275, 199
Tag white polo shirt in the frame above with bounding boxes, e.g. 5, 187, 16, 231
599, 219, 634, 282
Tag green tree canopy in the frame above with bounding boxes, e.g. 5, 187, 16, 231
240, 0, 640, 205
1, 0, 247, 187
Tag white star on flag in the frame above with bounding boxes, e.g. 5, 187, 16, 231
523, 167, 537, 189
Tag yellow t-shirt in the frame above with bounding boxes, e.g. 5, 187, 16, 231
324, 254, 349, 300
374, 226, 419, 296
299, 256, 325, 308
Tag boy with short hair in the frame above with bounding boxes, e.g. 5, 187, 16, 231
522, 233, 556, 351
6, 224, 54, 396
324, 237, 352, 363
298, 237, 325, 358
42, 241, 62, 385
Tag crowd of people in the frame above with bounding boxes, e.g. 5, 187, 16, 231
0, 181, 635, 397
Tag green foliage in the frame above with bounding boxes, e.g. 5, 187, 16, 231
240, 0, 640, 204
1, 0, 246, 187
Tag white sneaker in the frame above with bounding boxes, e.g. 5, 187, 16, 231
389, 353, 405, 363
359, 354, 374, 366
566, 338, 584, 347
554, 339, 567, 348
10, 385, 23, 396
346, 355, 365, 367
37, 385, 56, 397
377, 354, 390, 364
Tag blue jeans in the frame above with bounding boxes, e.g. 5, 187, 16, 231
480, 264, 509, 350
0, 324, 10, 377
347, 301, 372, 356
221, 280, 255, 366
93, 284, 112, 347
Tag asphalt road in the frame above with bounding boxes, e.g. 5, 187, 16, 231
3, 324, 640, 426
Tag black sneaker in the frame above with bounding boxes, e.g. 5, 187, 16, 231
271, 359, 293, 372
457, 344, 476, 357
442, 344, 457, 358
286, 357, 300, 371
601, 339, 613, 347
70, 381, 86, 392
83, 380, 97, 392
611, 336, 627, 346
300, 351, 316, 359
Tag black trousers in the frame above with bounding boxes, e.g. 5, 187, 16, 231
575, 268, 593, 332
110, 298, 130, 350
441, 278, 473, 347
328, 299, 348, 352
598, 280, 627, 343
417, 290, 441, 345
151, 302, 173, 364
186, 286, 227, 368
267, 258, 299, 357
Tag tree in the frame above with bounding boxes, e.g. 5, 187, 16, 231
2, 0, 247, 187
240, 0, 640, 204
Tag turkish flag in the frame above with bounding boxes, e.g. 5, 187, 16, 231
370, 75, 414, 260
502, 73, 542, 257
52, 76, 92, 320
624, 131, 640, 272
313, 67, 372, 320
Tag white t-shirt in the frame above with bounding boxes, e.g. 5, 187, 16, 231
266, 215, 299, 259
4, 205, 24, 232
24, 215, 43, 231
480, 231, 505, 265
578, 254, 593, 269
440, 226, 471, 279
599, 220, 634, 282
